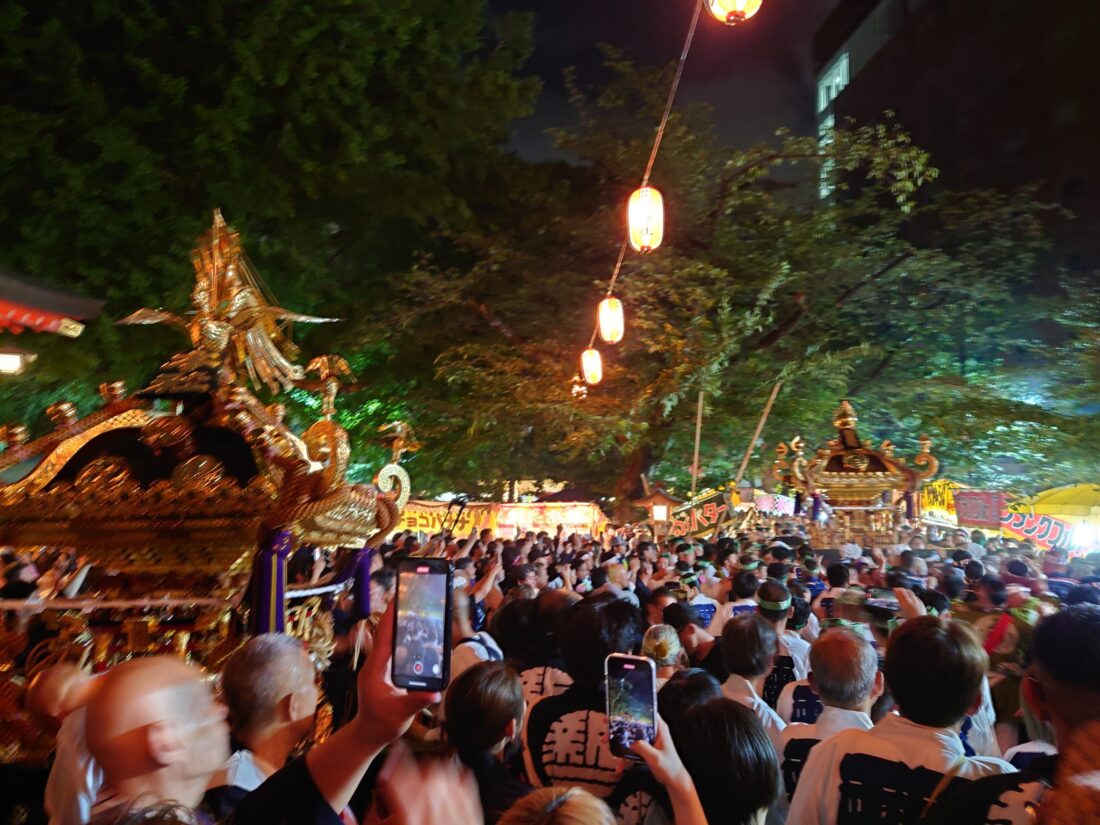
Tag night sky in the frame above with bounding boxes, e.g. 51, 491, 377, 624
488, 0, 842, 160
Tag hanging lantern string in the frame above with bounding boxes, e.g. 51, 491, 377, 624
587, 0, 704, 350
642, 0, 704, 188
588, 238, 630, 348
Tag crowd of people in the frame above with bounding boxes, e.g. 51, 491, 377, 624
9, 519, 1100, 824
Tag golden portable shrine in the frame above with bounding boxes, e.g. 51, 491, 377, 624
0, 212, 410, 699
772, 401, 939, 547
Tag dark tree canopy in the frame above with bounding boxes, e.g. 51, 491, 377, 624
0, 0, 537, 426
1, 10, 1094, 502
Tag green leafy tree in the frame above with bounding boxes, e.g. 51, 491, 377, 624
369, 57, 1091, 510
0, 0, 537, 431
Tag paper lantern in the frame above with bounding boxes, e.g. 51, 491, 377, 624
581, 347, 603, 385
706, 0, 763, 25
597, 297, 625, 344
628, 186, 664, 253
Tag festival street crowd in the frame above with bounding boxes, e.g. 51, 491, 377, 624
6, 521, 1100, 825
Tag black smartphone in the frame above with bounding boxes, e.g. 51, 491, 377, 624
392, 557, 453, 691
865, 588, 900, 612
605, 653, 657, 759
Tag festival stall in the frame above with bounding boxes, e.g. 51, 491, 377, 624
400, 499, 606, 538
1003, 484, 1100, 551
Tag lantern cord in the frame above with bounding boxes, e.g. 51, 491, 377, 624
588, 0, 704, 349
642, 0, 704, 187
588, 238, 630, 348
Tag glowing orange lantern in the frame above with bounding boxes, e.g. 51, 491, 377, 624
705, 0, 763, 25
581, 347, 603, 385
598, 297, 625, 344
628, 186, 664, 253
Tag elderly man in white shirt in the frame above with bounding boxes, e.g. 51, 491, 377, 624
788, 616, 1015, 825
777, 629, 883, 815
718, 613, 786, 755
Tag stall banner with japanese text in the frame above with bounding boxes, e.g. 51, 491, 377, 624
999, 510, 1076, 550
400, 501, 606, 539
400, 501, 496, 536
494, 502, 606, 537
753, 493, 796, 516
670, 490, 736, 538
954, 491, 1008, 529
921, 479, 961, 519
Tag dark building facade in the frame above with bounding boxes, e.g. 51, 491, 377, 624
813, 0, 1100, 280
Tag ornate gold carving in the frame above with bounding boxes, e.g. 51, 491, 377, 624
833, 400, 858, 430
46, 402, 78, 429
172, 455, 226, 487
302, 419, 350, 496
378, 421, 421, 464
375, 464, 411, 511
140, 416, 195, 455
119, 210, 337, 395
99, 381, 127, 404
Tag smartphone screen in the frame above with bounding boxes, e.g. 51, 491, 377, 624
865, 588, 900, 612
392, 558, 453, 691
606, 654, 657, 759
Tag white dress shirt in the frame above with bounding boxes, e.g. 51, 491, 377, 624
787, 713, 1015, 825
722, 674, 786, 755
800, 611, 821, 643
776, 706, 874, 816
44, 707, 102, 825
781, 631, 811, 680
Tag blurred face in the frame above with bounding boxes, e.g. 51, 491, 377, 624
286, 649, 320, 741
175, 678, 230, 780
676, 624, 701, 655
370, 581, 394, 612
647, 594, 675, 626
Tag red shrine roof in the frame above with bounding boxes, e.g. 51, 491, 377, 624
0, 267, 104, 336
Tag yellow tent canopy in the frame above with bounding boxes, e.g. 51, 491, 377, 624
1012, 484, 1100, 521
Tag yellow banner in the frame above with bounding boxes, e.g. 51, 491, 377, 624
400, 501, 496, 535
921, 479, 961, 516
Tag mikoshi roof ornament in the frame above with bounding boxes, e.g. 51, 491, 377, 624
799, 400, 938, 545
0, 210, 411, 636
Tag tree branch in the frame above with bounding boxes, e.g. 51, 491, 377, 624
834, 250, 914, 307
467, 299, 524, 346
748, 292, 808, 352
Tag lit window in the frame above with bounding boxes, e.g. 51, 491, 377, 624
818, 114, 836, 199
817, 52, 850, 113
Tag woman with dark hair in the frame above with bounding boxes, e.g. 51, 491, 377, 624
668, 698, 779, 825
444, 661, 532, 824
489, 598, 538, 667
657, 668, 723, 731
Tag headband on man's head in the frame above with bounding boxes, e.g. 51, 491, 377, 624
756, 594, 792, 612
821, 617, 862, 632
740, 560, 760, 571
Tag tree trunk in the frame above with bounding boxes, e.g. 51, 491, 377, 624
613, 442, 655, 523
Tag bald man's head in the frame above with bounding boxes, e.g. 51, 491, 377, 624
86, 657, 228, 807
27, 663, 94, 728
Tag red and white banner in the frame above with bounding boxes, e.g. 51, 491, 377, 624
954, 491, 1009, 529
